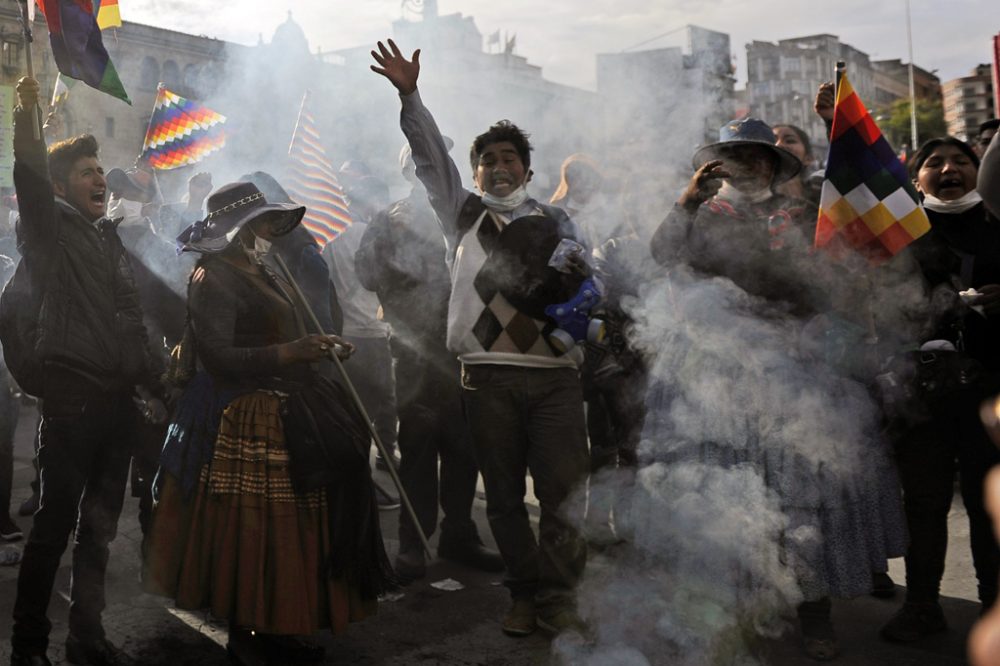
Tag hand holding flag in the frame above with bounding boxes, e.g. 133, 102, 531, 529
815, 70, 930, 263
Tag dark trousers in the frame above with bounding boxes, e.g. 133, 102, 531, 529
895, 395, 1000, 607
12, 385, 134, 654
583, 365, 646, 530
461, 364, 589, 610
344, 334, 397, 454
0, 366, 20, 520
394, 344, 479, 554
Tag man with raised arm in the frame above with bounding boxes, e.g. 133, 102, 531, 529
371, 39, 590, 637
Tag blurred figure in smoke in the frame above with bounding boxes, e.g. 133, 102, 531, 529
974, 119, 999, 160
9, 76, 165, 666
241, 171, 343, 335
773, 124, 821, 206
550, 152, 647, 546
105, 163, 186, 554
648, 117, 906, 661
878, 137, 1000, 642
144, 182, 394, 666
321, 166, 401, 502
355, 141, 503, 583
372, 38, 590, 637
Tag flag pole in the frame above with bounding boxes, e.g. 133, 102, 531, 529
288, 90, 309, 156
16, 0, 42, 140
904, 0, 918, 149
271, 253, 433, 559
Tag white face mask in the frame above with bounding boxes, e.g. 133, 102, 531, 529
243, 233, 272, 262
922, 190, 983, 214
481, 185, 530, 212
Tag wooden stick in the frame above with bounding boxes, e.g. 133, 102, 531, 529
272, 252, 433, 559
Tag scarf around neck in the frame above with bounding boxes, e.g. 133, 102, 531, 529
922, 190, 983, 215
481, 185, 530, 212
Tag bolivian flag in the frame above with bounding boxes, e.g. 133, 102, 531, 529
815, 71, 929, 263
37, 0, 130, 103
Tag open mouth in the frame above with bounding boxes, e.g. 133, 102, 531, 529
90, 190, 106, 204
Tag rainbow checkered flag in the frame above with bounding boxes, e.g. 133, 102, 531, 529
815, 72, 930, 263
286, 91, 354, 247
140, 85, 226, 170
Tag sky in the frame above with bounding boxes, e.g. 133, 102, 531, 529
124, 0, 998, 91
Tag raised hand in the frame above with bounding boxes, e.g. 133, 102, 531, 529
16, 76, 39, 109
814, 82, 835, 122
678, 160, 730, 211
370, 39, 421, 95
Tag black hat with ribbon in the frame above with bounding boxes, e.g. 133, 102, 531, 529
176, 181, 305, 254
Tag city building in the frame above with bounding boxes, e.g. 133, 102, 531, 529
943, 64, 996, 141
595, 25, 736, 175
746, 34, 938, 155
0, 4, 231, 189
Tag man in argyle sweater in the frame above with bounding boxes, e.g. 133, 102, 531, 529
372, 40, 589, 637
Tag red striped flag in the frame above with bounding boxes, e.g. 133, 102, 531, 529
286, 91, 353, 247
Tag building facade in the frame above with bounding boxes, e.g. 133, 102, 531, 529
746, 34, 939, 156
943, 64, 995, 141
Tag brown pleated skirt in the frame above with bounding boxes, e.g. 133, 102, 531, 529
144, 391, 376, 635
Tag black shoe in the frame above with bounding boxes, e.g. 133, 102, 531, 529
880, 601, 947, 642
257, 634, 325, 663
871, 571, 896, 599
393, 549, 427, 585
65, 635, 135, 666
0, 515, 23, 541
10, 650, 52, 666
438, 540, 505, 573
17, 493, 38, 518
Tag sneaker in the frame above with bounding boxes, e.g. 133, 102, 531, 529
65, 635, 135, 666
18, 492, 38, 517
880, 601, 947, 642
374, 449, 400, 472
502, 598, 536, 637
438, 540, 505, 573
10, 650, 52, 666
0, 515, 23, 541
536, 607, 588, 636
393, 549, 426, 585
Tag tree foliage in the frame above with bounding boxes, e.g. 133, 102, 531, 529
876, 97, 947, 151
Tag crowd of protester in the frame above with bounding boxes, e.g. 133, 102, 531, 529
0, 37, 999, 666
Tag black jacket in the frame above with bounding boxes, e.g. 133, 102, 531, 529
12, 107, 154, 394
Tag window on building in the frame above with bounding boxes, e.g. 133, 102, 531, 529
183, 64, 200, 92
162, 60, 180, 86
140, 57, 160, 91
106, 117, 115, 138
2, 41, 20, 68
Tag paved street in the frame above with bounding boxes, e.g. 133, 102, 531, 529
0, 403, 987, 665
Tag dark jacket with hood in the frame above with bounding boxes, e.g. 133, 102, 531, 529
11, 106, 154, 395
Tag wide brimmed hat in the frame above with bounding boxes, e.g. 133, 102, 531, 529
692, 117, 802, 184
106, 165, 160, 203
176, 181, 305, 254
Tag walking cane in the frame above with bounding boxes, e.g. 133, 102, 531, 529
272, 253, 433, 559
